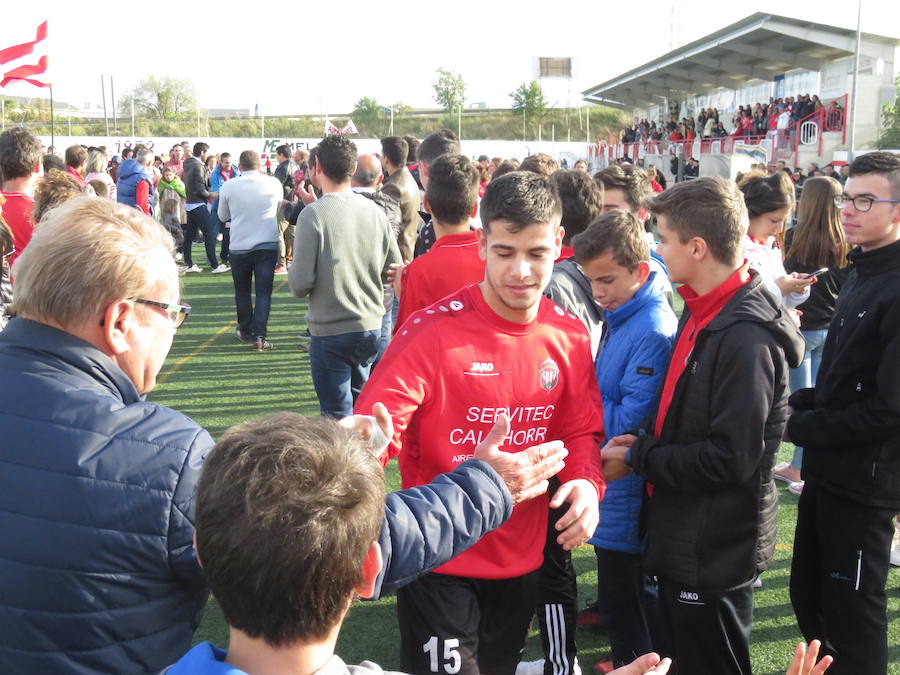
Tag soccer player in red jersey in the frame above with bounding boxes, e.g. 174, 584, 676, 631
394, 154, 484, 332
356, 171, 604, 675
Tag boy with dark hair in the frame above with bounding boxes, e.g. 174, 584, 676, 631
575, 211, 676, 669
356, 171, 604, 675
64, 144, 89, 189
601, 176, 803, 675
787, 151, 900, 674
594, 164, 652, 216
0, 127, 42, 267
394, 154, 482, 330
414, 129, 461, 257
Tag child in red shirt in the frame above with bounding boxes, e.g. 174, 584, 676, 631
395, 155, 484, 331
356, 172, 604, 675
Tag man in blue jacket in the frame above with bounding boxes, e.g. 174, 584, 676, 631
0, 196, 566, 674
575, 210, 676, 669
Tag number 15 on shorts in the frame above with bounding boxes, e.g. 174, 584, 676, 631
424, 636, 461, 674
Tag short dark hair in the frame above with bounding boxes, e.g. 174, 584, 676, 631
196, 413, 384, 647
425, 154, 480, 225
738, 170, 794, 217
239, 150, 259, 171
42, 153, 65, 173
308, 146, 317, 170
480, 171, 561, 234
121, 147, 134, 160
276, 144, 291, 161
403, 136, 419, 164
192, 142, 209, 157
849, 151, 900, 200
381, 136, 408, 168
550, 170, 604, 244
491, 159, 520, 179
0, 127, 42, 180
417, 129, 460, 165
519, 153, 559, 176
644, 176, 747, 266
315, 136, 357, 183
594, 164, 652, 213
219, 152, 231, 161
64, 145, 88, 169
573, 210, 648, 271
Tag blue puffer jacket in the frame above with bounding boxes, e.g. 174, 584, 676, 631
0, 318, 213, 674
589, 271, 677, 553
116, 158, 156, 214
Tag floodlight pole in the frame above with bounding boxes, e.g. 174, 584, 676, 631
848, 0, 862, 161
100, 75, 109, 136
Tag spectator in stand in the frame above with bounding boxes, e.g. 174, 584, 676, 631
64, 145, 90, 190
669, 124, 683, 142
775, 177, 848, 492
520, 153, 560, 176
84, 149, 116, 201
116, 147, 156, 218
33, 170, 86, 224
164, 144, 185, 177
0, 128, 42, 269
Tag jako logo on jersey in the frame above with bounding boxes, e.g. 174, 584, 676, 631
470, 362, 494, 373
679, 591, 700, 601
539, 358, 560, 392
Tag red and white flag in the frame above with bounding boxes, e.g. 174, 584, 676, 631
325, 119, 342, 136
341, 119, 358, 135
1, 21, 50, 89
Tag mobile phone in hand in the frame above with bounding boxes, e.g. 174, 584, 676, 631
803, 267, 829, 279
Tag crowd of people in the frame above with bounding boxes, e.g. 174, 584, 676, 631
621, 93, 841, 144
0, 122, 898, 675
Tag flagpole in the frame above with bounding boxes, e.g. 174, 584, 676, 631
49, 85, 56, 148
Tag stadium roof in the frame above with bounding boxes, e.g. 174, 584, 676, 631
582, 13, 900, 109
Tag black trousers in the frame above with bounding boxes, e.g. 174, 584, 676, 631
595, 548, 655, 668
536, 487, 578, 675
790, 481, 895, 675
656, 578, 753, 675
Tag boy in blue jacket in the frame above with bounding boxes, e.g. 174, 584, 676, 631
574, 210, 677, 668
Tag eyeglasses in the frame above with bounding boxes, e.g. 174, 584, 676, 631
133, 298, 192, 328
834, 194, 900, 213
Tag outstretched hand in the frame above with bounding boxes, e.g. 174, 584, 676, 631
786, 640, 832, 675
473, 413, 568, 504
297, 182, 318, 205
609, 653, 672, 674
338, 402, 393, 461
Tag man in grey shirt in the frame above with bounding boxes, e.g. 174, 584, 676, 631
218, 150, 283, 351
290, 136, 401, 417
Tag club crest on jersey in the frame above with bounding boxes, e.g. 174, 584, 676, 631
539, 358, 560, 392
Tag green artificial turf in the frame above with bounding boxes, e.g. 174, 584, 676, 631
149, 262, 900, 674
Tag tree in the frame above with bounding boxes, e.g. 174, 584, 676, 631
352, 96, 383, 133
876, 75, 900, 149
433, 68, 466, 111
510, 80, 548, 120
120, 76, 197, 119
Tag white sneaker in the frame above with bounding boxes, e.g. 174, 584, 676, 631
788, 481, 805, 496
184, 265, 202, 273
891, 520, 900, 567
515, 660, 544, 675
211, 263, 231, 274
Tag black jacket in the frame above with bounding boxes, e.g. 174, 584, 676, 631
629, 271, 804, 591
787, 239, 900, 509
183, 156, 211, 203
274, 159, 295, 201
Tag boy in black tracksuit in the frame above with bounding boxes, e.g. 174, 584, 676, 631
601, 177, 803, 675
787, 151, 900, 675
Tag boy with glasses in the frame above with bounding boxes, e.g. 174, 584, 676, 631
787, 151, 900, 674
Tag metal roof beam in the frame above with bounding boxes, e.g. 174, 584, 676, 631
690, 55, 777, 81
760, 21, 855, 54
720, 41, 823, 71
